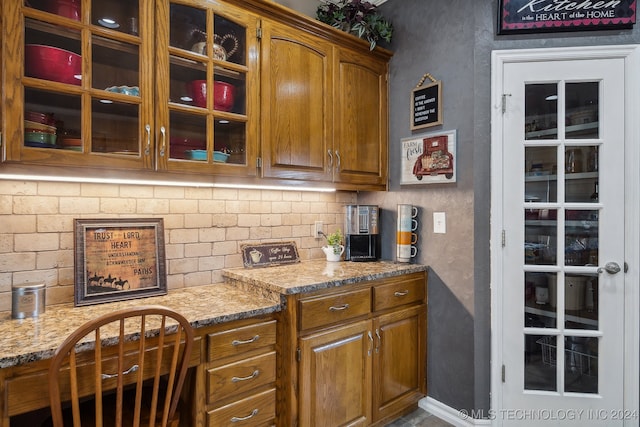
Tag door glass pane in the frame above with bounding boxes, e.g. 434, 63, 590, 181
91, 99, 140, 155
566, 82, 599, 139
525, 272, 557, 328
27, 0, 81, 21
92, 0, 140, 35
525, 84, 558, 140
525, 335, 557, 391
525, 219, 557, 265
564, 274, 599, 330
565, 210, 598, 267
525, 146, 557, 203
565, 336, 598, 393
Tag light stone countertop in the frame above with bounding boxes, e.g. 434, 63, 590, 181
0, 260, 427, 369
0, 283, 279, 369
222, 259, 428, 295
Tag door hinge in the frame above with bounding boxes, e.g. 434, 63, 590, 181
296, 348, 301, 362
501, 94, 511, 114
256, 157, 262, 168
256, 27, 262, 39
501, 230, 506, 247
502, 364, 505, 382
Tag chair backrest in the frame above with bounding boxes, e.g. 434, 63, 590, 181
48, 305, 195, 427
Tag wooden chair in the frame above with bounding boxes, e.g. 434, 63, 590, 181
48, 305, 195, 427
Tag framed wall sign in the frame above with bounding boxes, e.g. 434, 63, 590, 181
400, 129, 457, 185
411, 79, 442, 130
498, 0, 636, 34
74, 218, 167, 306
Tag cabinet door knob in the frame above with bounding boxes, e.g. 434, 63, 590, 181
597, 261, 621, 275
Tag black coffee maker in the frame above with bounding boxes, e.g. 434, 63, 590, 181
344, 205, 380, 262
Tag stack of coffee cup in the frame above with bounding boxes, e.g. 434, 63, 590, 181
397, 204, 418, 263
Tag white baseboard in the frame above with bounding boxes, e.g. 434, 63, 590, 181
419, 396, 492, 427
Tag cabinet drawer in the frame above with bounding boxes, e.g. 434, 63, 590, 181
373, 275, 426, 312
207, 387, 276, 427
208, 320, 276, 362
207, 351, 276, 403
299, 288, 371, 331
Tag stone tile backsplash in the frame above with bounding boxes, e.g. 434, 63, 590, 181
0, 180, 355, 311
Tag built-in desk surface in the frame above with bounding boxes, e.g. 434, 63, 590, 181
0, 283, 279, 369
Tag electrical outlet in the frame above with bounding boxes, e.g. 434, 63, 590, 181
314, 221, 324, 238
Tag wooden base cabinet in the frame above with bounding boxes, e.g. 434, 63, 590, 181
280, 271, 427, 427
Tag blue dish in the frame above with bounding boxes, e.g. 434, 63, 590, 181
185, 150, 207, 161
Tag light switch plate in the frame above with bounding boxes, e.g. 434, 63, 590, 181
433, 212, 446, 234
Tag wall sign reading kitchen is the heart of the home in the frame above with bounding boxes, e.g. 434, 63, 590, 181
498, 0, 636, 34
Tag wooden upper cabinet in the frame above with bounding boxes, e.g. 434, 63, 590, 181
334, 47, 389, 189
260, 19, 390, 190
260, 19, 334, 182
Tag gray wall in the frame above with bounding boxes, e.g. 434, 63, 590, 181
362, 0, 640, 415
272, 0, 640, 415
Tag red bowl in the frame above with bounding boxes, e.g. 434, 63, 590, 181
25, 44, 81, 86
43, 0, 80, 20
187, 80, 235, 111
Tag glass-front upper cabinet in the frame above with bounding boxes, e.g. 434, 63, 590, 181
7, 0, 151, 169
155, 1, 259, 175
5, 0, 258, 176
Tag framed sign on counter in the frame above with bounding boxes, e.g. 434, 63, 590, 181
411, 79, 442, 130
74, 218, 167, 306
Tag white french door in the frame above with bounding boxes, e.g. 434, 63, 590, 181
491, 46, 640, 426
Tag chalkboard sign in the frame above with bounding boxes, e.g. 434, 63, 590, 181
411, 80, 442, 130
241, 241, 300, 268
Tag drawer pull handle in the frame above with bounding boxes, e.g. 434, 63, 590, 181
232, 369, 260, 382
232, 335, 260, 346
101, 364, 138, 380
231, 408, 259, 422
329, 304, 349, 312
394, 290, 410, 297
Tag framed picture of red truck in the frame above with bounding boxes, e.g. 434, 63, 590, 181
400, 130, 457, 185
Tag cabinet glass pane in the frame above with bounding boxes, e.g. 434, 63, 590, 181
169, 112, 206, 161
92, 37, 139, 92
27, 0, 81, 20
566, 82, 599, 139
214, 71, 245, 115
215, 120, 246, 165
564, 336, 598, 393
170, 4, 206, 51
24, 21, 82, 87
525, 335, 557, 391
565, 210, 598, 267
92, 0, 140, 36
171, 62, 206, 107
525, 84, 558, 140
91, 99, 140, 155
24, 88, 81, 150
214, 15, 245, 66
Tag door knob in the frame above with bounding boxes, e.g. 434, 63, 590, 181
597, 262, 621, 275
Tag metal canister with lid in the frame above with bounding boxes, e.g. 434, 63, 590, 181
12, 283, 46, 319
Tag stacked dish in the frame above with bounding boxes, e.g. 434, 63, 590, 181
24, 115, 57, 148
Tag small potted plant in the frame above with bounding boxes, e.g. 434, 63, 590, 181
322, 229, 345, 262
316, 0, 393, 51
